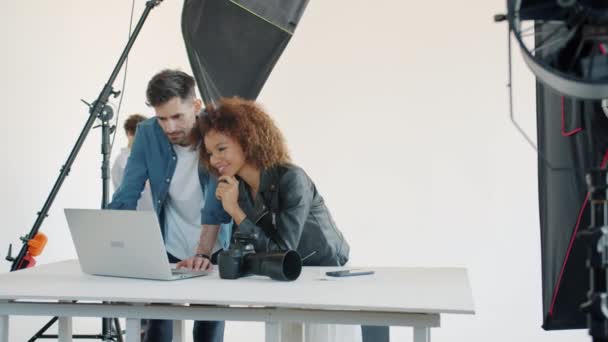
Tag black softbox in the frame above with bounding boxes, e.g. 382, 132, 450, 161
181, 0, 309, 103
538, 83, 590, 330
537, 22, 608, 329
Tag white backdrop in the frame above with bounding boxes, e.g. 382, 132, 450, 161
0, 0, 590, 341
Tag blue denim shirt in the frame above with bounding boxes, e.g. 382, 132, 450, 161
107, 118, 232, 250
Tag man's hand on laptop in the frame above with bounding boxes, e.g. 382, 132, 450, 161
176, 254, 212, 271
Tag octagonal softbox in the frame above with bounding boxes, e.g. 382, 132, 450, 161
181, 0, 309, 103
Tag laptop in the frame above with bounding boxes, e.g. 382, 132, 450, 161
64, 208, 209, 281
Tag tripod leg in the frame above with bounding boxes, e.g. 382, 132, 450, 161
113, 318, 124, 342
28, 317, 58, 342
102, 317, 112, 341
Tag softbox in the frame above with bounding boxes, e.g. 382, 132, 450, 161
537, 86, 608, 330
181, 0, 309, 103
537, 22, 608, 329
537, 83, 590, 330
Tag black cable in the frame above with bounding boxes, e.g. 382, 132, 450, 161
110, 0, 136, 154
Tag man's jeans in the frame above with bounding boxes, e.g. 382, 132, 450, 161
362, 325, 389, 342
143, 253, 225, 342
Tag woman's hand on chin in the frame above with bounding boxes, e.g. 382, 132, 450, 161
217, 175, 240, 214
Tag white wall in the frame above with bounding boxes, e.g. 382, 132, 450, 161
0, 0, 589, 341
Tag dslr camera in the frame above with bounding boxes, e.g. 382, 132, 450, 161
218, 232, 302, 281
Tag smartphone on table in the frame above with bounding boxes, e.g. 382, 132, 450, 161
325, 269, 375, 277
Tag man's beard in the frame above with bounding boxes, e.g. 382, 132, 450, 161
168, 132, 188, 146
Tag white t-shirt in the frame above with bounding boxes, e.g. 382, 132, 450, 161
164, 144, 220, 260
111, 147, 153, 211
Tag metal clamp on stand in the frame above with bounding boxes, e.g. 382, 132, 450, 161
580, 169, 608, 342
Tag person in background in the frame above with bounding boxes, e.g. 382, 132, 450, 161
111, 113, 153, 211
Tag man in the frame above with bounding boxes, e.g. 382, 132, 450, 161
107, 69, 231, 342
111, 113, 153, 211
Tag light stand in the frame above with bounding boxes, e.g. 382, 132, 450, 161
496, 0, 608, 337
5, 1, 164, 340
580, 169, 608, 342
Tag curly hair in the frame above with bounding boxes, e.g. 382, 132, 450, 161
194, 97, 290, 173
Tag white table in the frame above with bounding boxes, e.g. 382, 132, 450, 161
0, 260, 474, 342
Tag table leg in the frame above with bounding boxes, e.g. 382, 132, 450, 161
304, 323, 329, 342
125, 318, 141, 342
413, 327, 430, 342
0, 314, 8, 342
173, 320, 186, 342
265, 321, 303, 342
282, 322, 303, 342
266, 321, 281, 342
57, 316, 72, 342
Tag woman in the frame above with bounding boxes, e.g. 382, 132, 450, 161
195, 97, 350, 267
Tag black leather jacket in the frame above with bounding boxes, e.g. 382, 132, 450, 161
234, 164, 350, 266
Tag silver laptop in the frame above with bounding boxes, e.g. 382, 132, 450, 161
64, 208, 209, 281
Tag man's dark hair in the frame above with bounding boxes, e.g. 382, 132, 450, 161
123, 114, 147, 136
146, 69, 196, 107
